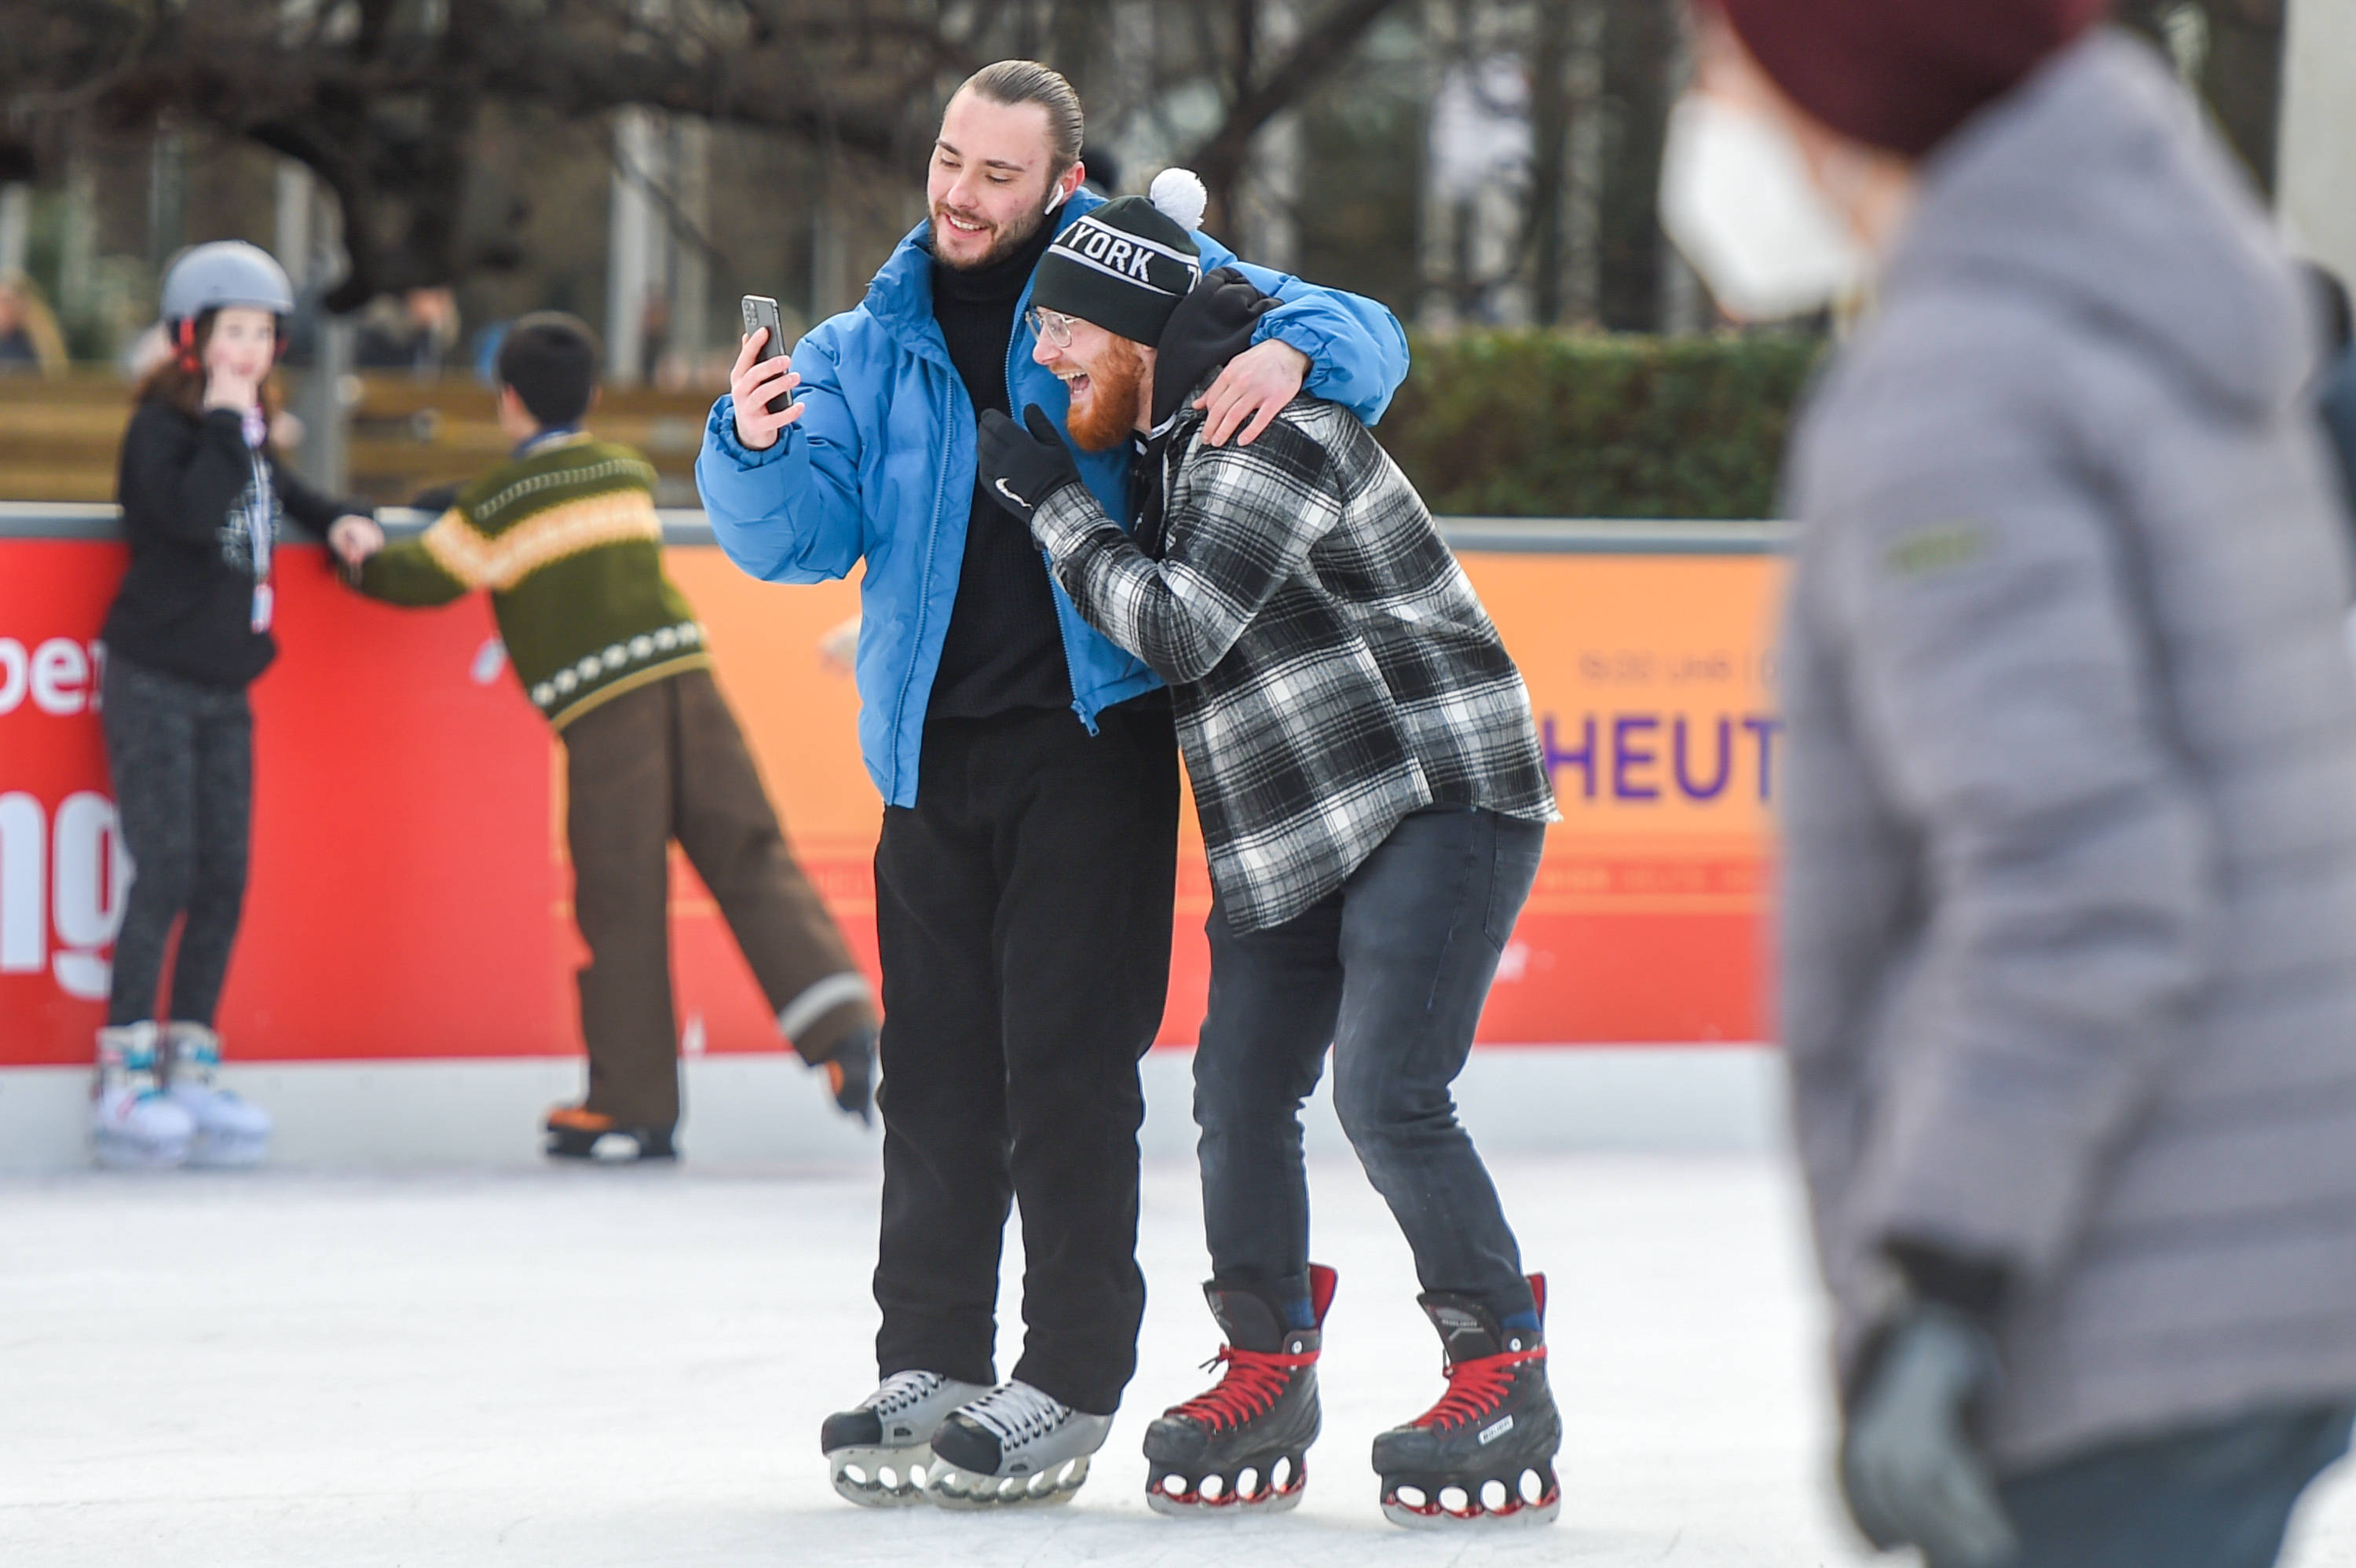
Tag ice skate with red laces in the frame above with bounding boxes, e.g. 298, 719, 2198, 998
1144, 1263, 1337, 1515
1373, 1272, 1560, 1530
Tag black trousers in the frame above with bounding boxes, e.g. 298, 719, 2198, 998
871, 696, 1177, 1416
101, 656, 253, 1029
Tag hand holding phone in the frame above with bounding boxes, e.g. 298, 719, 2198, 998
734, 294, 803, 451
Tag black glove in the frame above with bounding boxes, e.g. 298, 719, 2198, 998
976, 404, 1081, 521
1840, 1302, 2019, 1568
821, 1029, 876, 1128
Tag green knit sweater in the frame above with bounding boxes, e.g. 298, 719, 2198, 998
358, 433, 708, 729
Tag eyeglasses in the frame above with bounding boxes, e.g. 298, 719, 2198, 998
1028, 307, 1077, 349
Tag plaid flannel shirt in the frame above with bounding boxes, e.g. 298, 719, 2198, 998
1029, 394, 1557, 933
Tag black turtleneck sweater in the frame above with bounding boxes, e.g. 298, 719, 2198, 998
926, 218, 1074, 722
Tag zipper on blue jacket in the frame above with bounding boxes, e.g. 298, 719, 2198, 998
1006, 269, 1102, 737
1050, 554, 1099, 736
887, 371, 956, 799
1053, 582, 1098, 731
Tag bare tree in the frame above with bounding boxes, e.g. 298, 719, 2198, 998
1525, 0, 1577, 326
0, 0, 1418, 305
1182, 0, 1413, 233
1593, 0, 1671, 331
2101, 0, 2285, 194
0, 0, 975, 305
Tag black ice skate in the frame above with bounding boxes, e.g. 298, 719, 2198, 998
1143, 1263, 1337, 1515
543, 1106, 675, 1162
1373, 1273, 1561, 1529
821, 1369, 990, 1507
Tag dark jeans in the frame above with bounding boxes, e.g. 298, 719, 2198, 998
562, 670, 874, 1131
1194, 806, 1547, 1321
1967, 1402, 2355, 1568
101, 656, 253, 1029
870, 696, 1178, 1416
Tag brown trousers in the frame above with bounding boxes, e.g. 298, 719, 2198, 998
562, 668, 874, 1129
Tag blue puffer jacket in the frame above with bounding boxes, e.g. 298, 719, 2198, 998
696, 189, 1410, 806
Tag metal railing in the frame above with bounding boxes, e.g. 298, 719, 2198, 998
0, 502, 1786, 554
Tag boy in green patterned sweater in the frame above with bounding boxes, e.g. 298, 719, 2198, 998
347, 313, 876, 1160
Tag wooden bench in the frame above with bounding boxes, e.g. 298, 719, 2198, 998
0, 371, 723, 506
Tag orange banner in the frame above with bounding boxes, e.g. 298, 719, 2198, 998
0, 537, 1781, 1065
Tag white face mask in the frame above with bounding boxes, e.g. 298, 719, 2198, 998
1659, 93, 1867, 322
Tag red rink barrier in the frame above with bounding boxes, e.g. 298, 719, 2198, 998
0, 519, 1780, 1065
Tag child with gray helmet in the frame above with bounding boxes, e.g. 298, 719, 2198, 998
91, 240, 380, 1169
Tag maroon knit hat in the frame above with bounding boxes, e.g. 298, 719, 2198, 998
1714, 0, 2111, 159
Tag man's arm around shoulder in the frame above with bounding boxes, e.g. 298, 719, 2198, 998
1191, 233, 1410, 427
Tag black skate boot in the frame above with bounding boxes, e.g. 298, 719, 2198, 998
1372, 1273, 1561, 1529
820, 1029, 876, 1126
1143, 1264, 1337, 1515
543, 1106, 676, 1163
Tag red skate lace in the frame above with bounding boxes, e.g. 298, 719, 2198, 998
1164, 1347, 1317, 1433
1414, 1347, 1544, 1431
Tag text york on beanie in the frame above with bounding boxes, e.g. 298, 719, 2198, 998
1051, 216, 1198, 296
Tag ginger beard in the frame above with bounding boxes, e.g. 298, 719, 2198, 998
1056, 334, 1149, 453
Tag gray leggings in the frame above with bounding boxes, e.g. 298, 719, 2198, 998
100, 656, 253, 1029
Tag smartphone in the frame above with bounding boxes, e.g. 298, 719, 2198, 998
739, 294, 793, 415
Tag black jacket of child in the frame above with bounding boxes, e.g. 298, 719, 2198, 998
103, 399, 365, 689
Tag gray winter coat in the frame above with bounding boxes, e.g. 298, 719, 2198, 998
1780, 31, 2356, 1470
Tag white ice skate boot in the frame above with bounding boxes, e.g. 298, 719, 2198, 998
92, 1022, 195, 1170
927, 1380, 1113, 1508
820, 1370, 991, 1507
163, 1022, 272, 1168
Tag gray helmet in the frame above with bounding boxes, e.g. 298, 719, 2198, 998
159, 241, 295, 329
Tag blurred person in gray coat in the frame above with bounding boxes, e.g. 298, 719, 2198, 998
1663, 4, 2356, 1566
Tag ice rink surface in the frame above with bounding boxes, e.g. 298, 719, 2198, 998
6, 1153, 2352, 1568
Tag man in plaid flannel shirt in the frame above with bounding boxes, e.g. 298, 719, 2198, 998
975, 176, 1568, 1526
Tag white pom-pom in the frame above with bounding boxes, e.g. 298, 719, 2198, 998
1149, 169, 1208, 232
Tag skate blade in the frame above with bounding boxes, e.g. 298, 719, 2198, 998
1381, 1473, 1561, 1530
1146, 1455, 1308, 1516
926, 1453, 1090, 1509
92, 1135, 191, 1171
829, 1445, 934, 1508
546, 1126, 676, 1164
1146, 1482, 1307, 1517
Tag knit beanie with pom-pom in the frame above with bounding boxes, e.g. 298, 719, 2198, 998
1029, 169, 1209, 345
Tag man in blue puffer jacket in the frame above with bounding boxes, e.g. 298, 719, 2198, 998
695, 60, 1408, 1505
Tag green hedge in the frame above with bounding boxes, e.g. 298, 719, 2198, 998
1377, 331, 1824, 521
